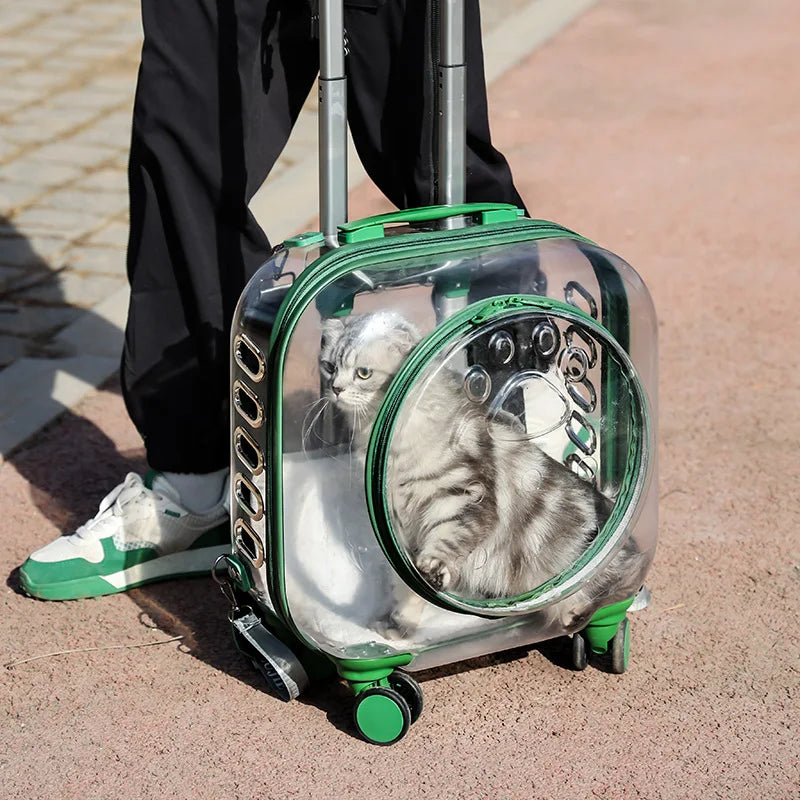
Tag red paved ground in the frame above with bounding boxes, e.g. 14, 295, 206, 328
2, 0, 798, 797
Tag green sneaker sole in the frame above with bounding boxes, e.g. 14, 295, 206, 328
19, 544, 230, 601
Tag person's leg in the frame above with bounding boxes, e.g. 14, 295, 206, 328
344, 0, 525, 210
124, 0, 318, 474
20, 0, 319, 600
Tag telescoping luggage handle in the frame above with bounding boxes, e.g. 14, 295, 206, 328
318, 0, 467, 247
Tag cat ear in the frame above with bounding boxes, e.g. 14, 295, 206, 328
320, 317, 345, 346
392, 320, 422, 356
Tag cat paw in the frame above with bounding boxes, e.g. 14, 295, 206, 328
416, 556, 451, 591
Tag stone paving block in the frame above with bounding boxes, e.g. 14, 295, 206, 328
0, 354, 120, 457
83, 220, 128, 249
9, 69, 71, 89
15, 269, 124, 308
0, 235, 67, 268
0, 334, 27, 367
2, 160, 85, 188
0, 82, 51, 100
0, 86, 45, 110
77, 114, 133, 143
65, 5, 130, 22
0, 265, 27, 293
63, 39, 134, 59
21, 23, 82, 43
79, 80, 134, 99
0, 54, 28, 70
12, 103, 101, 129
0, 304, 80, 338
33, 14, 106, 33
42, 56, 98, 74
54, 284, 127, 358
28, 142, 117, 169
72, 168, 127, 194
78, 124, 134, 149
5, 0, 72, 10
22, 235, 72, 263
0, 332, 69, 364
0, 182, 45, 215
0, 9, 41, 33
104, 17, 143, 38
63, 245, 126, 276
11, 207, 108, 240
0, 139, 21, 161
1, 38, 57, 57
38, 187, 127, 217
47, 90, 128, 113
89, 72, 138, 91
1, 122, 53, 145
7, 114, 87, 141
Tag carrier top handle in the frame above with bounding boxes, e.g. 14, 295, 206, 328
319, 0, 348, 248
436, 0, 466, 209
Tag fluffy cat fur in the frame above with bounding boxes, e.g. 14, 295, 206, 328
317, 311, 644, 636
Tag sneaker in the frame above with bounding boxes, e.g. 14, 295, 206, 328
19, 470, 230, 601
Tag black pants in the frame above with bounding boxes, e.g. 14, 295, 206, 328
123, 0, 525, 472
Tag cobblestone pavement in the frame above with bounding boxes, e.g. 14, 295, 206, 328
0, 0, 140, 365
0, 0, 537, 363
0, 0, 586, 456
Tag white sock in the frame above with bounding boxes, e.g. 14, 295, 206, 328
161, 468, 229, 514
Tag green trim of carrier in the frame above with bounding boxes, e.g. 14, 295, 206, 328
337, 203, 523, 243
261, 208, 607, 651
364, 294, 650, 618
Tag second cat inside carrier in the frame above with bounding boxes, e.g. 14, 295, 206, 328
219, 208, 658, 745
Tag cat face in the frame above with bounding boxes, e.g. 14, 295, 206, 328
320, 313, 420, 418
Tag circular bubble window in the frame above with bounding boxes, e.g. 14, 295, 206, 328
365, 296, 652, 617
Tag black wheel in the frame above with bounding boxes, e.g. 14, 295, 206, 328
571, 632, 588, 671
388, 671, 424, 723
609, 617, 631, 675
353, 687, 411, 745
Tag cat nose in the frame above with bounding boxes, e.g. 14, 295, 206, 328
332, 385, 342, 396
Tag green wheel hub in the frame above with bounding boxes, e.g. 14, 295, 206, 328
353, 688, 411, 745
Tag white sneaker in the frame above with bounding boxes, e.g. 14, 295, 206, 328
19, 470, 230, 600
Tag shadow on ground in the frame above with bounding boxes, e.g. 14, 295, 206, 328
4, 360, 584, 744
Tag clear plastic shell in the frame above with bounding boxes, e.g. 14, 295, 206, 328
230, 230, 658, 671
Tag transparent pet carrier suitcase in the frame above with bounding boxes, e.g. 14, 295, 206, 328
216, 0, 658, 745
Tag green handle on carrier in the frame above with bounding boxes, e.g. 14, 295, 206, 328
337, 203, 525, 244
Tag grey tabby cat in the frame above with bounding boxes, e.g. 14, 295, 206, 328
318, 311, 644, 636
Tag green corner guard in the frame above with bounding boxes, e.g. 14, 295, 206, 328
336, 654, 413, 695
583, 596, 635, 655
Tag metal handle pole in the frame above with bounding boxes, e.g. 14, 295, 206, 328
432, 0, 468, 323
437, 0, 466, 208
319, 0, 348, 247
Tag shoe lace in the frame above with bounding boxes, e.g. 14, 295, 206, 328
74, 473, 152, 538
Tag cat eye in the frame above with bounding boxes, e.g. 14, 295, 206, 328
356, 367, 373, 380
320, 360, 334, 376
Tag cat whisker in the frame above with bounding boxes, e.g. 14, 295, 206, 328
301, 397, 330, 455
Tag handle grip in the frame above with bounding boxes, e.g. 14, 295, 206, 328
337, 203, 523, 243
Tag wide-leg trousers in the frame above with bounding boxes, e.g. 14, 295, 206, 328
122, 0, 525, 472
